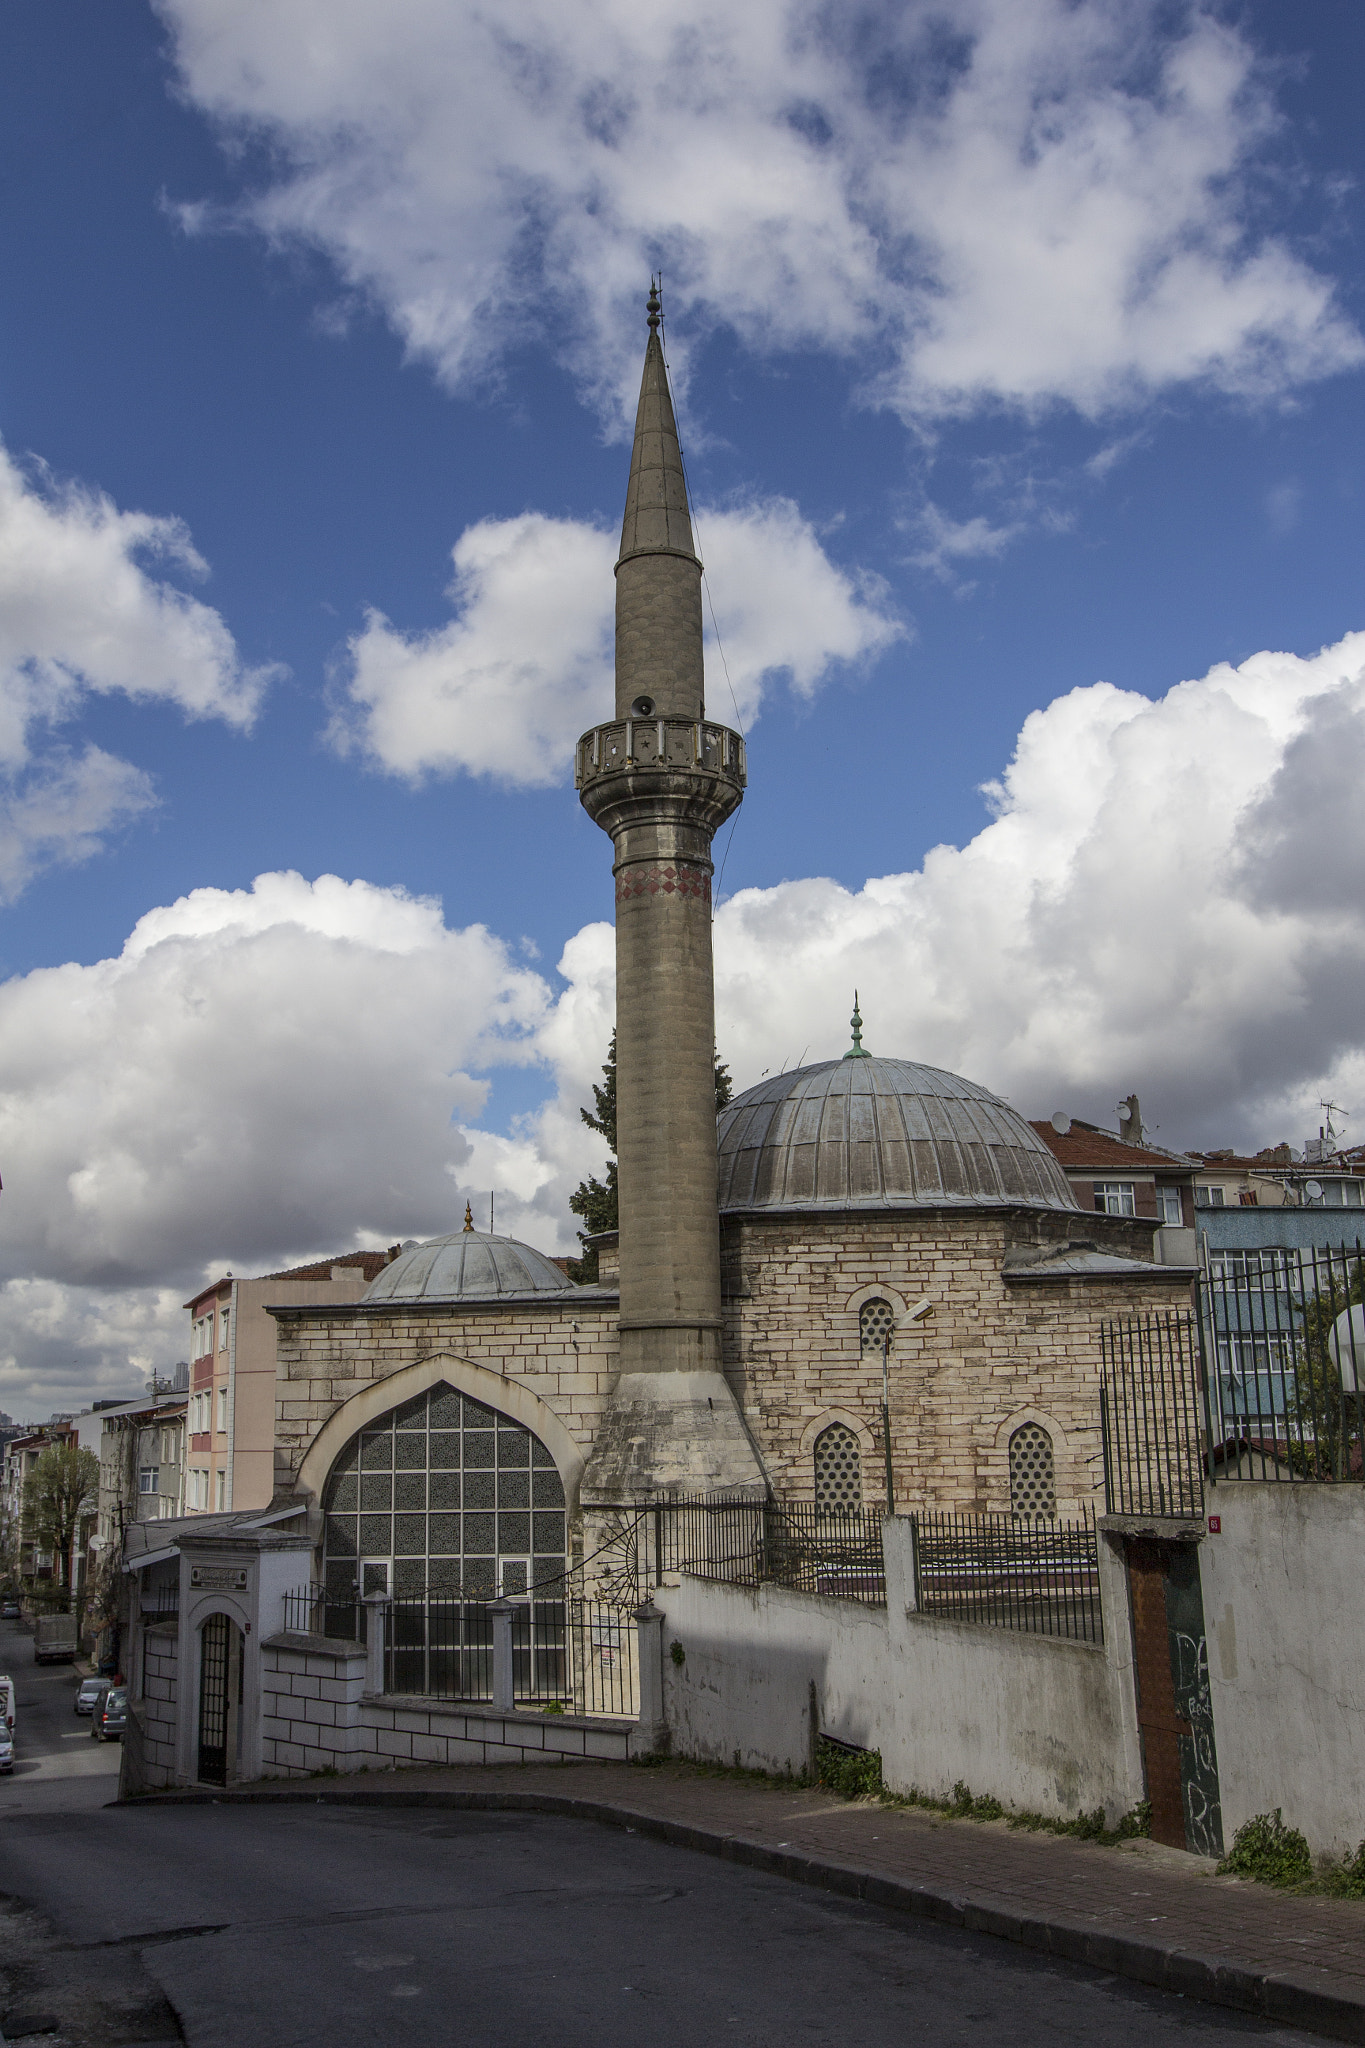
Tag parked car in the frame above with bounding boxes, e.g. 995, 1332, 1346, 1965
0, 1675, 13, 1735
75, 1677, 109, 1717
91, 1687, 127, 1741
0, 1601, 19, 1620
0, 1731, 12, 1773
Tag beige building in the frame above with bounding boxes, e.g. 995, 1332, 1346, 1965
184, 1251, 397, 1516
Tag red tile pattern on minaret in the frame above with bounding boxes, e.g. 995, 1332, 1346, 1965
615, 861, 711, 903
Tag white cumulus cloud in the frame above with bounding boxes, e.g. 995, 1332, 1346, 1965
333, 500, 900, 784
0, 440, 276, 896
157, 0, 1361, 423
10, 630, 1365, 1416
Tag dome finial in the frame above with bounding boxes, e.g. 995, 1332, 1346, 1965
843, 991, 871, 1060
647, 278, 661, 331
462, 1201, 475, 1232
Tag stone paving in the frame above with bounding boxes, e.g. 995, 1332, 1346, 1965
136, 1758, 1365, 2041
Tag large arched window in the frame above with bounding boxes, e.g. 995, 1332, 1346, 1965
321, 1381, 566, 1611
1009, 1422, 1056, 1519
813, 1422, 862, 1511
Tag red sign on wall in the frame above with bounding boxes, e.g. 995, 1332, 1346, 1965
1207, 1515, 1221, 1534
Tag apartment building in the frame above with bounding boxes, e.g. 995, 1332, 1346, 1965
184, 1249, 400, 1515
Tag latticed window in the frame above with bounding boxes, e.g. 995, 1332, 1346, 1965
322, 1382, 566, 1604
814, 1422, 862, 1511
859, 1297, 895, 1353
1009, 1422, 1056, 1518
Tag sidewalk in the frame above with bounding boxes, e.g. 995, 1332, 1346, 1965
131, 1758, 1365, 2042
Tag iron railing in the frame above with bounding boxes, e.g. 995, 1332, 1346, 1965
1197, 1240, 1365, 1482
1101, 1310, 1205, 1518
911, 1507, 1103, 1644
383, 1595, 638, 1719
280, 1585, 362, 1641
650, 1496, 886, 1607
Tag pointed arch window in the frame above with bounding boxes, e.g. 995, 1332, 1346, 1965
814, 1422, 862, 1512
858, 1298, 895, 1354
1009, 1423, 1056, 1519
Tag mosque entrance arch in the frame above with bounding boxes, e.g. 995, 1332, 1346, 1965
320, 1380, 568, 1624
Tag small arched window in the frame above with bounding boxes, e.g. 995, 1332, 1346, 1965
1009, 1422, 1056, 1518
814, 1423, 862, 1511
859, 1298, 895, 1354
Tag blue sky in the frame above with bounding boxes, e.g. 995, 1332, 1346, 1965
1, 0, 1363, 1411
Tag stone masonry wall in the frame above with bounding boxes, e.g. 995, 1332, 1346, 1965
138, 1623, 179, 1790
721, 1211, 1192, 1515
258, 1634, 631, 1775
270, 1302, 620, 1502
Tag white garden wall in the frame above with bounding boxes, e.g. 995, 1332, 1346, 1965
1201, 1483, 1365, 1860
657, 1516, 1145, 1824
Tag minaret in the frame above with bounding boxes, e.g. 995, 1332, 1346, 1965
575, 286, 764, 1500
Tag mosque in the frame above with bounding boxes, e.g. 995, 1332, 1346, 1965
270, 289, 1191, 1614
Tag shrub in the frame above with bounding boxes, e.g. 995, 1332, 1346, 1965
817, 1739, 882, 1798
1218, 1811, 1313, 1888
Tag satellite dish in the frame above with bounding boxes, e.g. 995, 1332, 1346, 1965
1329, 1305, 1365, 1392
1305, 1180, 1324, 1203
1050, 1112, 1071, 1135
1117, 1102, 1132, 1122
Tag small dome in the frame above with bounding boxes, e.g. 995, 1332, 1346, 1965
717, 1057, 1078, 1216
364, 1229, 576, 1303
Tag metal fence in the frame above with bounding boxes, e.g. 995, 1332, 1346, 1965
1101, 1310, 1205, 1518
651, 1495, 886, 1607
384, 1595, 638, 1718
280, 1585, 362, 1641
1197, 1240, 1365, 1482
911, 1507, 1103, 1643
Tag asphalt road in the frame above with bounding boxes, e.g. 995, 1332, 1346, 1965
0, 1611, 121, 1815
0, 1797, 1322, 2048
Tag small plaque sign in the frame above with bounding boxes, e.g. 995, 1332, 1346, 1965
190, 1565, 249, 1590
1207, 1515, 1221, 1534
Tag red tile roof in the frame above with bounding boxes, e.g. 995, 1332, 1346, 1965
1029, 1122, 1191, 1172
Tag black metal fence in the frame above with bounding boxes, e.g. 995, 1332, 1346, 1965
911, 1507, 1103, 1643
280, 1585, 362, 1641
648, 1495, 886, 1607
384, 1595, 637, 1718
1101, 1310, 1205, 1518
1197, 1240, 1365, 1482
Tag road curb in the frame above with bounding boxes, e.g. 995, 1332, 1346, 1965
119, 1783, 1365, 2043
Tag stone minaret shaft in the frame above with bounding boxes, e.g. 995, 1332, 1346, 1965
575, 288, 763, 1500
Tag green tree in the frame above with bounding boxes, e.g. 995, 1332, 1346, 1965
567, 1034, 733, 1282
22, 1443, 99, 1596
1289, 1256, 1365, 1479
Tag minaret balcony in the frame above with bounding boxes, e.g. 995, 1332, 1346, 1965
575, 716, 746, 798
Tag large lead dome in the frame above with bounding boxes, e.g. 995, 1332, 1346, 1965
364, 1229, 575, 1302
716, 1056, 1078, 1216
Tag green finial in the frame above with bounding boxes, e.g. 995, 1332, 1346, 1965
843, 991, 871, 1059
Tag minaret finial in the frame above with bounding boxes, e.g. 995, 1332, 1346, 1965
647, 278, 661, 331
462, 1201, 474, 1232
843, 991, 871, 1060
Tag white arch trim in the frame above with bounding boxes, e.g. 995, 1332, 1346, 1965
296, 1352, 586, 1513
798, 1407, 876, 1459
844, 1282, 909, 1320
992, 1406, 1074, 1455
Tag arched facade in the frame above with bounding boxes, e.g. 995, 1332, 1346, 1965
319, 1377, 568, 1605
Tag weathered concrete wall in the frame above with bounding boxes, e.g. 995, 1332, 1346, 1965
1201, 1484, 1365, 1859
658, 1519, 1144, 1823
721, 1210, 1189, 1514
257, 1635, 632, 1775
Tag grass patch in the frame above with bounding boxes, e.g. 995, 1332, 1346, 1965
816, 1739, 883, 1798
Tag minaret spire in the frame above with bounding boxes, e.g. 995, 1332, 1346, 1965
614, 283, 704, 723
574, 287, 761, 1503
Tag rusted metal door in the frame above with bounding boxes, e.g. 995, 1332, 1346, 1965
1124, 1539, 1222, 1854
